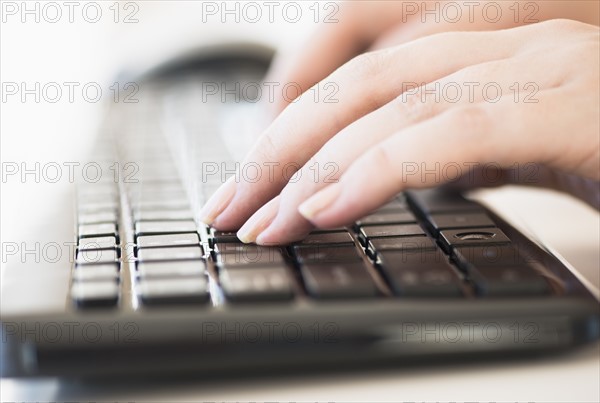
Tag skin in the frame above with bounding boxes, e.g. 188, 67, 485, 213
199, 1, 600, 246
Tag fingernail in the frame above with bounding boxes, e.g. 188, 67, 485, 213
298, 183, 341, 221
199, 177, 237, 226
237, 197, 280, 243
237, 212, 269, 243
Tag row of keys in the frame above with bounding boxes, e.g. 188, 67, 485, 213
290, 229, 378, 299
355, 193, 550, 298
405, 190, 549, 296
129, 180, 211, 306
72, 180, 121, 308
211, 231, 295, 302
210, 227, 379, 301
353, 196, 464, 297
72, 185, 552, 309
135, 192, 549, 304
123, 132, 215, 306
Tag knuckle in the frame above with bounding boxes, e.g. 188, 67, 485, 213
453, 60, 505, 83
368, 145, 400, 181
543, 18, 586, 32
253, 131, 280, 164
337, 50, 389, 82
393, 89, 436, 122
447, 105, 493, 135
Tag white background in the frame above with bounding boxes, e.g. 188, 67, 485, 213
1, 1, 599, 401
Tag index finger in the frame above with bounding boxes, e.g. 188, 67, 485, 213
203, 29, 520, 231
264, 1, 411, 117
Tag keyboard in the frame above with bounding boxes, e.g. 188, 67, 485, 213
73, 180, 554, 308
2, 48, 598, 378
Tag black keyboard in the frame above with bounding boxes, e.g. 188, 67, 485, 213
73, 175, 553, 309
3, 51, 598, 379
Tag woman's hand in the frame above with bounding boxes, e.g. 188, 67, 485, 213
265, 1, 600, 117
199, 19, 600, 245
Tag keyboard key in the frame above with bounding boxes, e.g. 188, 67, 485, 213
301, 262, 378, 299
133, 209, 193, 222
77, 193, 118, 205
214, 243, 280, 254
221, 267, 294, 302
294, 245, 362, 263
427, 212, 495, 233
373, 197, 408, 213
216, 249, 284, 266
211, 231, 241, 246
137, 246, 203, 262
311, 227, 349, 233
439, 227, 511, 252
379, 250, 463, 297
137, 260, 207, 279
138, 277, 210, 306
358, 224, 425, 246
78, 236, 118, 250
76, 249, 118, 264
453, 244, 535, 268
129, 190, 187, 203
78, 200, 119, 214
131, 200, 190, 211
406, 189, 483, 214
71, 281, 119, 308
452, 245, 548, 296
78, 223, 118, 238
295, 231, 354, 246
137, 233, 200, 248
135, 220, 197, 235
133, 196, 189, 207
129, 182, 184, 192
73, 263, 119, 282
468, 266, 549, 296
368, 236, 436, 255
357, 211, 416, 226
78, 211, 118, 225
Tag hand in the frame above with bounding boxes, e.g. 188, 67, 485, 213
199, 19, 600, 245
265, 1, 600, 117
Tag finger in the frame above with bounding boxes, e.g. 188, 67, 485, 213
253, 55, 562, 244
298, 90, 565, 228
264, 1, 411, 117
207, 29, 522, 230
197, 176, 236, 226
236, 196, 281, 243
370, 1, 600, 51
443, 164, 600, 210
371, 4, 520, 51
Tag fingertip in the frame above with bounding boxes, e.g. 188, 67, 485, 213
198, 177, 237, 227
297, 183, 342, 223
